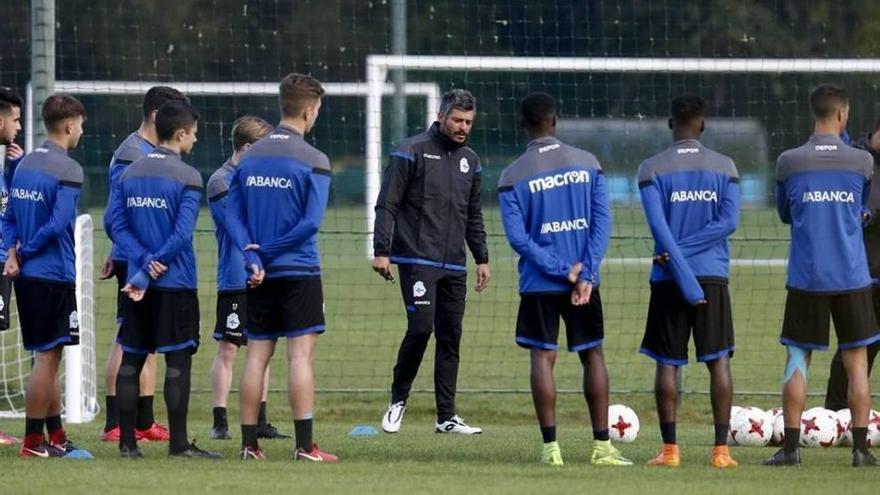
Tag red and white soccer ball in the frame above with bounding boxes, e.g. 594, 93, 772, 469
771, 410, 786, 445
836, 408, 852, 447
800, 407, 839, 448
728, 406, 744, 444
869, 409, 880, 447
730, 407, 772, 446
608, 404, 639, 443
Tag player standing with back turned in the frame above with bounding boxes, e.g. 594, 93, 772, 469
225, 73, 337, 462
499, 92, 631, 467
764, 84, 879, 467
637, 95, 740, 469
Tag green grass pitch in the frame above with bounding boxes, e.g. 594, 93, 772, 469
0, 206, 877, 493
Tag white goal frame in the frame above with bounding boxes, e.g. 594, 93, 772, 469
0, 214, 98, 423
364, 55, 880, 254
24, 80, 442, 153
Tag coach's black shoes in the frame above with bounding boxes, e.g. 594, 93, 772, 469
170, 441, 222, 459
119, 445, 143, 459
257, 423, 290, 439
762, 448, 801, 466
211, 425, 231, 440
852, 449, 880, 467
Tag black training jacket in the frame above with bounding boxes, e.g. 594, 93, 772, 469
373, 122, 489, 271
854, 134, 880, 279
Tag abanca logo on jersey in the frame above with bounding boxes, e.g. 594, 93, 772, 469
540, 218, 588, 234
10, 188, 44, 202
670, 190, 717, 202
802, 190, 855, 203
528, 170, 590, 193
127, 196, 168, 209
246, 176, 293, 189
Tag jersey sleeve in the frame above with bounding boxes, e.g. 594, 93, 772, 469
258, 167, 332, 262
639, 180, 705, 304
582, 169, 611, 284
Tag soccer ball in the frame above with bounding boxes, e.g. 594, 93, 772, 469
767, 407, 784, 445
730, 407, 772, 446
771, 411, 786, 445
800, 408, 839, 448
869, 409, 880, 447
728, 406, 744, 444
835, 408, 852, 447
608, 404, 639, 443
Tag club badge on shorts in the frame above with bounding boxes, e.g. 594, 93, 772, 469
459, 157, 469, 173
226, 312, 240, 330
69, 310, 79, 330
413, 280, 427, 298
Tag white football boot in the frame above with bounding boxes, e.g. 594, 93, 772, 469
435, 415, 482, 435
382, 401, 406, 433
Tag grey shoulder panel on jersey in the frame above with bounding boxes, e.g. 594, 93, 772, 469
58, 156, 84, 185
776, 143, 872, 182
638, 144, 737, 184
113, 133, 147, 164
206, 162, 234, 200
123, 153, 203, 189
498, 141, 598, 188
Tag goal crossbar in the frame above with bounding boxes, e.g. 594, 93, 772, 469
363, 55, 880, 255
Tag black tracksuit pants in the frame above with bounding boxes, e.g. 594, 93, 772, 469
390, 264, 466, 422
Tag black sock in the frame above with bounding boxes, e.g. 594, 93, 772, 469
540, 425, 556, 443
783, 427, 800, 453
117, 352, 147, 450
714, 423, 728, 446
593, 429, 610, 441
164, 351, 192, 453
45, 415, 63, 436
660, 422, 676, 444
213, 407, 228, 429
25, 417, 45, 436
241, 424, 259, 449
104, 395, 118, 431
852, 427, 868, 453
136, 395, 155, 431
294, 418, 313, 450
258, 401, 268, 426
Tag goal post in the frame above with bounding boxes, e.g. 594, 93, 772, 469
0, 214, 98, 423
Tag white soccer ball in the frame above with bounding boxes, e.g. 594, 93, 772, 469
869, 409, 880, 448
771, 411, 786, 446
766, 407, 783, 445
608, 404, 639, 443
835, 408, 852, 447
730, 407, 772, 446
800, 408, 839, 448
728, 406, 744, 445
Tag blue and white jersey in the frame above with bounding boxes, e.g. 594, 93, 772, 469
109, 146, 203, 290
498, 136, 611, 294
225, 125, 331, 280
637, 139, 740, 304
2, 140, 83, 283
103, 132, 154, 262
776, 134, 873, 293
207, 159, 246, 292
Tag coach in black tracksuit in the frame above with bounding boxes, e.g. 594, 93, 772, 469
825, 126, 880, 411
373, 89, 490, 434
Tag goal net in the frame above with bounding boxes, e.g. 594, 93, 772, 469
0, 214, 99, 423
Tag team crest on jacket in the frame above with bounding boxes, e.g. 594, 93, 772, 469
459, 157, 469, 173
413, 280, 427, 298
226, 312, 240, 330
